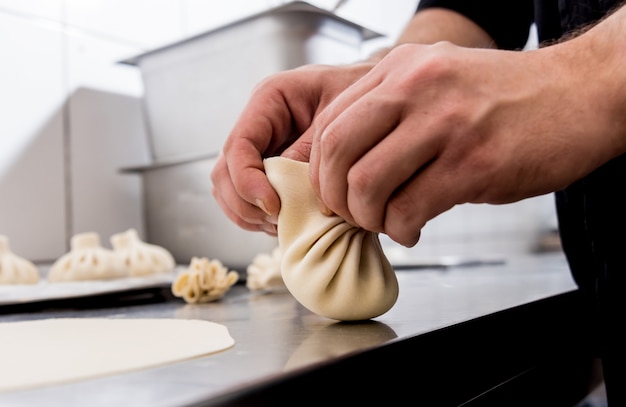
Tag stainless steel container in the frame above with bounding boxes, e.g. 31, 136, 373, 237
121, 1, 381, 163
120, 2, 381, 272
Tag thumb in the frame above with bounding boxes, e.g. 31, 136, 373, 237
280, 130, 313, 163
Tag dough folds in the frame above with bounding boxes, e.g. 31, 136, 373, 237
48, 232, 128, 282
172, 257, 239, 303
111, 228, 175, 277
246, 246, 285, 291
0, 235, 39, 284
264, 157, 399, 321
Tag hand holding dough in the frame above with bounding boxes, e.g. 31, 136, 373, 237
172, 257, 239, 303
48, 232, 128, 282
111, 228, 175, 277
264, 157, 399, 321
0, 235, 39, 285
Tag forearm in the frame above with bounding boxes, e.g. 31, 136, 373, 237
369, 8, 495, 62
572, 4, 626, 156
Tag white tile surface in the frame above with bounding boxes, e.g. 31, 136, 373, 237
0, 0, 63, 21
0, 13, 66, 261
64, 19, 150, 246
65, 27, 144, 97
68, 88, 150, 247
64, 0, 184, 49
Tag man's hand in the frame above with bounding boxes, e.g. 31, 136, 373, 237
210, 62, 374, 235
309, 34, 626, 247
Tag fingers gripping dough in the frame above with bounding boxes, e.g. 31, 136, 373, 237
264, 157, 399, 321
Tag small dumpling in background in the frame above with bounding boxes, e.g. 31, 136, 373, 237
171, 257, 239, 304
264, 157, 399, 321
246, 246, 285, 292
110, 228, 175, 277
48, 232, 128, 282
0, 235, 40, 285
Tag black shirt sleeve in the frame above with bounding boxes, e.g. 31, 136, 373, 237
416, 0, 535, 50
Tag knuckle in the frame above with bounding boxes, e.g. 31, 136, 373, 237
254, 71, 283, 90
210, 163, 224, 186
317, 124, 341, 152
387, 188, 415, 218
346, 165, 373, 198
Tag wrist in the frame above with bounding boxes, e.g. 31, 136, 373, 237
581, 6, 626, 155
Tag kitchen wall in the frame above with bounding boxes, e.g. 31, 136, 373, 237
0, 0, 551, 264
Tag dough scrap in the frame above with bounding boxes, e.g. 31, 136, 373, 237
0, 318, 234, 393
246, 246, 285, 291
172, 257, 239, 303
110, 228, 175, 277
264, 157, 399, 321
48, 232, 128, 282
0, 235, 39, 285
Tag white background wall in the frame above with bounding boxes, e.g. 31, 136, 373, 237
0, 0, 554, 264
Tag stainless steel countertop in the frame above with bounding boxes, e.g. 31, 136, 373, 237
0, 252, 577, 407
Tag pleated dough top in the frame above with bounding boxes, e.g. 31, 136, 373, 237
264, 157, 399, 321
48, 232, 128, 282
110, 228, 175, 277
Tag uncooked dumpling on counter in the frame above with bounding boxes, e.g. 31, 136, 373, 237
246, 246, 285, 291
48, 232, 128, 282
0, 235, 40, 285
264, 157, 399, 321
171, 257, 239, 304
110, 228, 175, 277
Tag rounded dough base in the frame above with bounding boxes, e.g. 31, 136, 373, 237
265, 157, 399, 321
0, 318, 234, 393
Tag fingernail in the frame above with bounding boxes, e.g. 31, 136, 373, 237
261, 223, 277, 235
255, 198, 271, 216
316, 198, 334, 216
265, 214, 279, 225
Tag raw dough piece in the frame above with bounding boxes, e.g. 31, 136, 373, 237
0, 235, 39, 284
172, 257, 239, 303
110, 228, 175, 277
246, 246, 285, 291
264, 157, 399, 321
0, 318, 234, 393
47, 232, 128, 282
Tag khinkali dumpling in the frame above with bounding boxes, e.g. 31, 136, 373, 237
264, 157, 399, 321
48, 232, 128, 282
246, 246, 285, 291
0, 235, 39, 285
110, 228, 175, 277
171, 257, 239, 303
